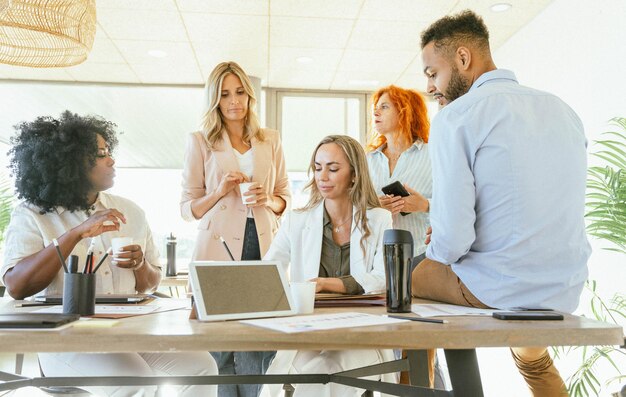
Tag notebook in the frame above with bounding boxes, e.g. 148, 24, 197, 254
189, 260, 294, 322
0, 313, 80, 328
34, 294, 149, 304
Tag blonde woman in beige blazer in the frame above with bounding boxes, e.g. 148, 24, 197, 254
180, 61, 290, 397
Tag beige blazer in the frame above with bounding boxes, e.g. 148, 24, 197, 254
180, 129, 291, 261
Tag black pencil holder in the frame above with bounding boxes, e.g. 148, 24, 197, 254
63, 273, 96, 316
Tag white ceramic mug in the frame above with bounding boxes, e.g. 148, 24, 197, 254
290, 281, 316, 314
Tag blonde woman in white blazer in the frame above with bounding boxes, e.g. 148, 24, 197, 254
262, 135, 397, 397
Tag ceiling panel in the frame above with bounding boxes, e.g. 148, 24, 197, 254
270, 17, 354, 48
338, 49, 415, 75
268, 67, 335, 89
97, 9, 188, 41
348, 19, 427, 51
176, 0, 269, 15
65, 63, 140, 83
115, 40, 196, 66
359, 0, 457, 22
271, 0, 363, 19
132, 62, 203, 84
183, 13, 267, 47
197, 49, 268, 82
270, 47, 343, 72
97, 0, 177, 11
331, 70, 397, 91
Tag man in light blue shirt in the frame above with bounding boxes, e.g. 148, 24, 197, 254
412, 10, 590, 397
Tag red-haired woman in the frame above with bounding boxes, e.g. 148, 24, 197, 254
366, 85, 432, 255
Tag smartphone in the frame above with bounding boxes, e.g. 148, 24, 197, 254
492, 311, 564, 321
381, 181, 410, 216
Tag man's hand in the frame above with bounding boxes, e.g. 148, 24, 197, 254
425, 226, 432, 245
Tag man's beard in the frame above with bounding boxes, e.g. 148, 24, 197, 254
445, 66, 471, 103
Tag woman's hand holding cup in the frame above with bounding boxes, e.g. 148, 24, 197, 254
111, 237, 144, 270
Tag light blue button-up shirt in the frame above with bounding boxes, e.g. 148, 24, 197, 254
367, 142, 432, 255
426, 69, 590, 312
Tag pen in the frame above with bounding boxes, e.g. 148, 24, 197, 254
219, 236, 235, 261
52, 238, 69, 273
387, 315, 448, 324
92, 248, 111, 274
15, 302, 59, 307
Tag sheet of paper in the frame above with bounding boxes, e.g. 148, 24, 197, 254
240, 312, 406, 333
411, 303, 498, 317
34, 305, 158, 315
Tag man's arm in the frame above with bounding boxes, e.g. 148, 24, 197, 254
426, 112, 477, 264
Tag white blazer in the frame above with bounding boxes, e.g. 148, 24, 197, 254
264, 201, 392, 293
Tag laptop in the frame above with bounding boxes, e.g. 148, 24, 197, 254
34, 294, 149, 304
0, 313, 80, 328
189, 260, 294, 322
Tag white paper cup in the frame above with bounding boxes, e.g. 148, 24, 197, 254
290, 281, 316, 314
239, 182, 256, 205
111, 237, 133, 264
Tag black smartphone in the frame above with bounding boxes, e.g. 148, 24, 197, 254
492, 311, 564, 321
381, 181, 410, 216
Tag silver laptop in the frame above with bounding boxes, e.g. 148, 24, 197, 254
189, 260, 294, 322
34, 294, 149, 304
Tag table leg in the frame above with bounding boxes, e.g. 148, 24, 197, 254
444, 349, 484, 397
405, 349, 430, 387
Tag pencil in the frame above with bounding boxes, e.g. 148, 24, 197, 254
52, 238, 69, 273
219, 236, 235, 261
92, 248, 111, 274
387, 315, 448, 324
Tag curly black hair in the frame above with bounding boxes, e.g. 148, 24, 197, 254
421, 10, 490, 56
8, 111, 119, 214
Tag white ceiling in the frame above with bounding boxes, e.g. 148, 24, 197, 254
0, 0, 554, 91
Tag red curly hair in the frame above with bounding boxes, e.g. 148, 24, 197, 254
365, 85, 430, 152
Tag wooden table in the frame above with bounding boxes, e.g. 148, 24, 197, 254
0, 299, 622, 397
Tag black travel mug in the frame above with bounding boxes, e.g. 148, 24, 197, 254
166, 232, 177, 277
63, 256, 96, 316
383, 229, 414, 313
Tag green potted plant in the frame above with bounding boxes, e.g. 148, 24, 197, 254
555, 117, 626, 397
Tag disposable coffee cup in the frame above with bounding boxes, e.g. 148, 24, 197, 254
290, 281, 316, 314
111, 237, 133, 265
239, 182, 256, 205
63, 273, 96, 316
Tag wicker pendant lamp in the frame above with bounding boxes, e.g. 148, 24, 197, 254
0, 0, 96, 68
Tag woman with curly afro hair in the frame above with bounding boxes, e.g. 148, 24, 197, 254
3, 111, 217, 397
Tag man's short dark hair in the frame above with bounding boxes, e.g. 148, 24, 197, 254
420, 10, 490, 56
8, 111, 119, 214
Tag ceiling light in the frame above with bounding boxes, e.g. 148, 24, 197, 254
348, 79, 379, 86
490, 3, 512, 12
296, 56, 313, 64
148, 49, 168, 58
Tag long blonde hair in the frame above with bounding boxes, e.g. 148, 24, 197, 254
201, 61, 263, 150
299, 135, 381, 252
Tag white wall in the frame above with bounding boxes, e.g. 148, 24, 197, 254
495, 0, 626, 304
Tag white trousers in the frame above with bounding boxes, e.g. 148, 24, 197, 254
262, 350, 398, 397
39, 352, 218, 397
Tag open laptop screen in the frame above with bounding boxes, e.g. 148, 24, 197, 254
189, 261, 294, 322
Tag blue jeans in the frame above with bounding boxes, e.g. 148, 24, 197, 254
211, 217, 275, 397
210, 351, 276, 397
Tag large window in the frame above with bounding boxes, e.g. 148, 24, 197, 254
267, 90, 369, 208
